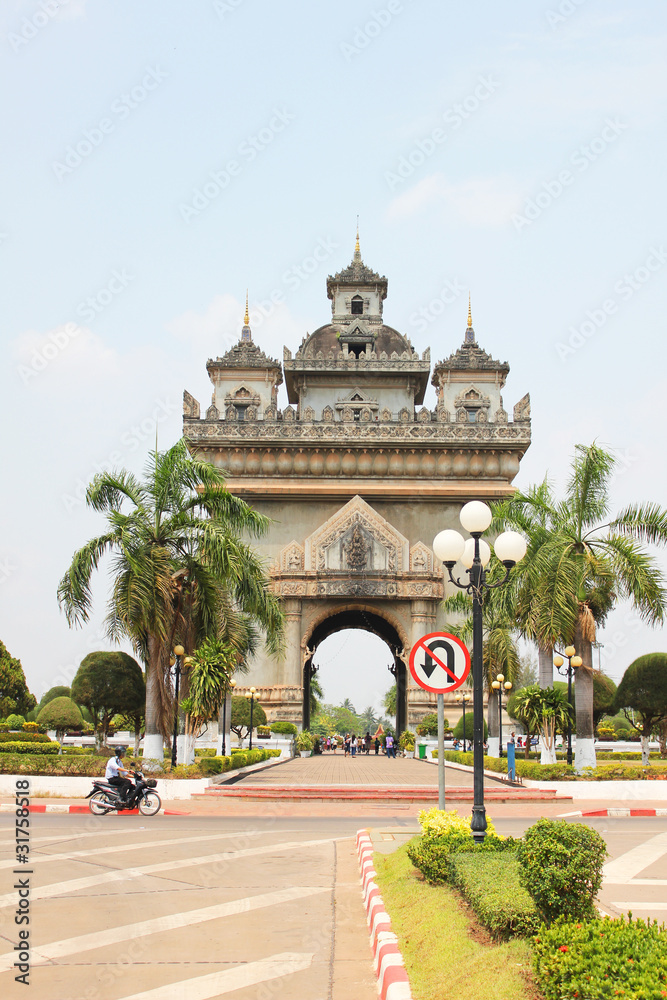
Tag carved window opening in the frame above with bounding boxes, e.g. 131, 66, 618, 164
353, 409, 361, 422
351, 295, 363, 315
467, 409, 479, 423
235, 405, 248, 421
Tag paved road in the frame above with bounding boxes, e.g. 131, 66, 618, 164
233, 753, 503, 787
0, 815, 380, 1000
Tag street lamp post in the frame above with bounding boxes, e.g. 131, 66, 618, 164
491, 674, 512, 756
456, 690, 469, 752
171, 645, 185, 768
433, 502, 526, 843
245, 687, 256, 751
221, 677, 236, 756
553, 646, 582, 766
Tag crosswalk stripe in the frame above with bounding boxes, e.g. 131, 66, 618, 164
118, 952, 314, 999
610, 902, 667, 910
603, 831, 667, 884
0, 886, 327, 972
0, 838, 335, 908
0, 829, 269, 870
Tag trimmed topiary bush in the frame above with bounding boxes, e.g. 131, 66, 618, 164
517, 818, 607, 924
269, 721, 297, 736
0, 741, 60, 755
447, 851, 539, 939
5, 714, 26, 730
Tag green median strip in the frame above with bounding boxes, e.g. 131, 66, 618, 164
373, 841, 539, 1000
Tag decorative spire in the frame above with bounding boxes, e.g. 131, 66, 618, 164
464, 293, 476, 345
241, 290, 252, 342
354, 218, 361, 262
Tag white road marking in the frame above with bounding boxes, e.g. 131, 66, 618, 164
0, 886, 327, 972
0, 838, 335, 908
603, 832, 667, 884
119, 952, 314, 999
0, 829, 269, 870
610, 902, 667, 911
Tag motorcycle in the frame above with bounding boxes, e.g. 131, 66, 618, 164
86, 770, 161, 816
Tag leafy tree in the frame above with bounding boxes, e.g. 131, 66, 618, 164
358, 705, 380, 734
58, 439, 284, 753
230, 694, 267, 742
310, 674, 324, 718
592, 673, 617, 727
494, 443, 667, 768
513, 652, 538, 691
71, 651, 145, 747
310, 710, 338, 738
383, 686, 396, 717
185, 638, 236, 735
615, 653, 667, 762
5, 714, 25, 729
416, 712, 450, 737
37, 696, 83, 751
38, 686, 71, 711
510, 685, 572, 763
0, 641, 36, 718
453, 713, 487, 742
341, 697, 356, 714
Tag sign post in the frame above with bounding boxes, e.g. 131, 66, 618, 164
409, 632, 471, 810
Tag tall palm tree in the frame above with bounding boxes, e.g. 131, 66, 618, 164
493, 443, 667, 769
58, 439, 284, 758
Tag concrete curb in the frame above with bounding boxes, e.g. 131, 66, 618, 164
558, 807, 667, 818
0, 803, 190, 815
355, 829, 413, 1000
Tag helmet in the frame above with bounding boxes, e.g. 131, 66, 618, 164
115, 746, 127, 756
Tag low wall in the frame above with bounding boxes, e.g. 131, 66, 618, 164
0, 775, 212, 800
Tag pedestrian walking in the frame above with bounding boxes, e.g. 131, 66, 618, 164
364, 732, 372, 754
344, 734, 350, 756
385, 733, 395, 758
374, 737, 380, 755
351, 734, 357, 757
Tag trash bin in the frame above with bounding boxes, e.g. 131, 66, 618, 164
418, 743, 427, 760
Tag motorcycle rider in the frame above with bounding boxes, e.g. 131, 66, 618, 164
105, 747, 134, 805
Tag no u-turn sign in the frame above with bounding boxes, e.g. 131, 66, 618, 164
409, 632, 471, 694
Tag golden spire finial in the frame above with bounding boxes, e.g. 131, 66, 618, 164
467, 292, 473, 329
244, 289, 249, 327
354, 216, 361, 260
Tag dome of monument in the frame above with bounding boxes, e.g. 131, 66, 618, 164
297, 323, 415, 359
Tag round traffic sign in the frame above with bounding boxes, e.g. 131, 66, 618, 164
408, 631, 471, 694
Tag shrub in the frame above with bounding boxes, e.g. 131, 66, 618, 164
270, 721, 297, 736
256, 725, 271, 737
37, 697, 84, 736
517, 818, 607, 924
0, 741, 60, 755
0, 754, 109, 776
231, 752, 247, 768
399, 730, 415, 752
415, 713, 441, 737
22, 722, 39, 733
0, 732, 51, 743
296, 731, 314, 751
407, 809, 504, 884
5, 714, 26, 730
533, 915, 667, 1000
194, 748, 216, 757
447, 851, 539, 939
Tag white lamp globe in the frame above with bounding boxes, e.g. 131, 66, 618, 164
493, 531, 527, 565
459, 500, 493, 534
461, 537, 491, 569
433, 529, 466, 565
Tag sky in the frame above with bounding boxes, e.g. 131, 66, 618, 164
1, 0, 666, 715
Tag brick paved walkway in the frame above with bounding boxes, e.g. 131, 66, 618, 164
237, 753, 498, 787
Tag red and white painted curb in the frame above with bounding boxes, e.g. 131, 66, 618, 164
559, 807, 667, 818
0, 803, 189, 815
356, 829, 412, 1000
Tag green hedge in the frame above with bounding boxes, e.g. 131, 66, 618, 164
0, 732, 51, 744
0, 741, 60, 755
439, 750, 667, 781
0, 754, 109, 776
269, 721, 297, 735
533, 916, 667, 999
448, 851, 539, 940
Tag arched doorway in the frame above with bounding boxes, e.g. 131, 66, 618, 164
302, 609, 407, 735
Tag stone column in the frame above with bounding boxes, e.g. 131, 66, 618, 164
407, 599, 437, 730
283, 599, 303, 688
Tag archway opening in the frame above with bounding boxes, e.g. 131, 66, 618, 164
303, 609, 407, 735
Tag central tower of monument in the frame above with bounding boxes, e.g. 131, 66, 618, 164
183, 236, 531, 731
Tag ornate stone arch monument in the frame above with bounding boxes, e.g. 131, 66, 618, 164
183, 236, 531, 731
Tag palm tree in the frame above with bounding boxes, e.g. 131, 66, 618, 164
442, 587, 520, 754
58, 439, 284, 758
494, 443, 667, 769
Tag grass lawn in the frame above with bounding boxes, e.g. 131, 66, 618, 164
373, 841, 543, 1000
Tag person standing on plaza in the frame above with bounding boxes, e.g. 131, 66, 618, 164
351, 734, 357, 757
344, 734, 350, 757
374, 736, 380, 755
385, 733, 395, 758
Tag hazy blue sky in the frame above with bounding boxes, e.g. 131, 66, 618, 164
1, 0, 666, 714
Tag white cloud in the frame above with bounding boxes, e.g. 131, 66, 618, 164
387, 173, 523, 226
